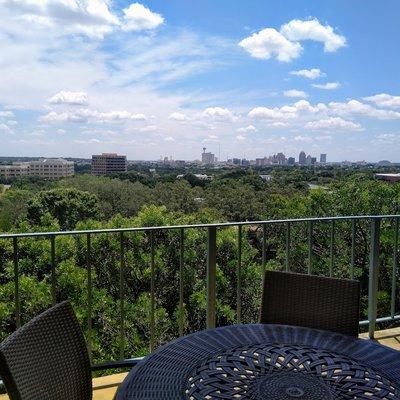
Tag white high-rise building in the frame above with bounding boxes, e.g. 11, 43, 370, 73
201, 148, 215, 165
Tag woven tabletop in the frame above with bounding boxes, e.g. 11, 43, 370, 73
116, 324, 400, 399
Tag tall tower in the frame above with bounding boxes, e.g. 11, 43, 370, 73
299, 151, 306, 165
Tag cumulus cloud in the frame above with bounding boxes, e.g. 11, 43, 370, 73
238, 28, 302, 62
328, 100, 400, 120
169, 112, 188, 121
283, 89, 308, 98
139, 125, 157, 132
48, 90, 88, 105
290, 68, 325, 79
248, 106, 298, 120
364, 94, 400, 109
306, 117, 363, 131
294, 135, 313, 143
237, 125, 258, 133
267, 121, 290, 128
312, 82, 340, 90
239, 19, 346, 62
39, 108, 146, 123
236, 134, 246, 141
375, 133, 397, 140
280, 19, 346, 52
2, 0, 119, 38
164, 136, 174, 142
0, 110, 14, 118
122, 2, 164, 32
203, 107, 235, 121
2, 0, 164, 39
248, 100, 326, 121
0, 123, 13, 134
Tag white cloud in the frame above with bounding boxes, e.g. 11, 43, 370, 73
237, 125, 258, 133
312, 82, 340, 90
267, 121, 290, 128
306, 117, 363, 131
294, 135, 313, 143
39, 108, 147, 123
2, 0, 120, 39
375, 133, 396, 140
290, 68, 324, 79
248, 100, 326, 121
169, 112, 188, 121
239, 18, 346, 63
122, 3, 164, 32
238, 28, 302, 62
203, 107, 235, 121
7, 120, 18, 125
0, 123, 13, 134
248, 106, 297, 120
283, 89, 308, 98
0, 110, 14, 118
293, 100, 327, 113
139, 125, 157, 132
236, 134, 246, 141
281, 19, 346, 52
328, 100, 400, 120
48, 90, 88, 105
364, 94, 400, 109
165, 136, 174, 142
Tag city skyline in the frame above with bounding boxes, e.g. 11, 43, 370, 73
0, 1, 399, 161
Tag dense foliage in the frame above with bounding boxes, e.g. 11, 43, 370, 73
0, 166, 399, 365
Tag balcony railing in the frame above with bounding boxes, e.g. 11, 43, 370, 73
0, 214, 399, 370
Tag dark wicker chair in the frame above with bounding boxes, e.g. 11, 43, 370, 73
0, 301, 92, 400
260, 270, 360, 337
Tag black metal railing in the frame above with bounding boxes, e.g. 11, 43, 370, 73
0, 214, 399, 370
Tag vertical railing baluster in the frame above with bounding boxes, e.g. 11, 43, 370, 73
119, 231, 125, 359
262, 223, 266, 286
391, 217, 399, 318
86, 233, 92, 362
50, 235, 56, 306
179, 228, 184, 337
308, 221, 313, 275
330, 220, 335, 277
206, 226, 217, 329
368, 218, 381, 339
150, 230, 155, 352
285, 222, 291, 272
236, 225, 242, 324
351, 219, 356, 279
13, 237, 20, 328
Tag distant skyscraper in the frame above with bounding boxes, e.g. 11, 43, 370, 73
201, 148, 215, 165
320, 153, 327, 163
306, 155, 312, 165
288, 157, 295, 165
299, 151, 306, 165
276, 152, 286, 165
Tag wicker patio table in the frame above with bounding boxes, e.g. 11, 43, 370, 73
116, 324, 400, 399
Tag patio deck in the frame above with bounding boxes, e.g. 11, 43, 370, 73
1, 328, 399, 400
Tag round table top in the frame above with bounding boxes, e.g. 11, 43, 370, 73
116, 324, 400, 399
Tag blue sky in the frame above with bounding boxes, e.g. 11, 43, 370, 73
0, 0, 399, 161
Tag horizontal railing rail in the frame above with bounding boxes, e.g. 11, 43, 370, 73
0, 214, 399, 371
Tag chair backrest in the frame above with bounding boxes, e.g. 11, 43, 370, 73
0, 301, 92, 400
260, 270, 360, 337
